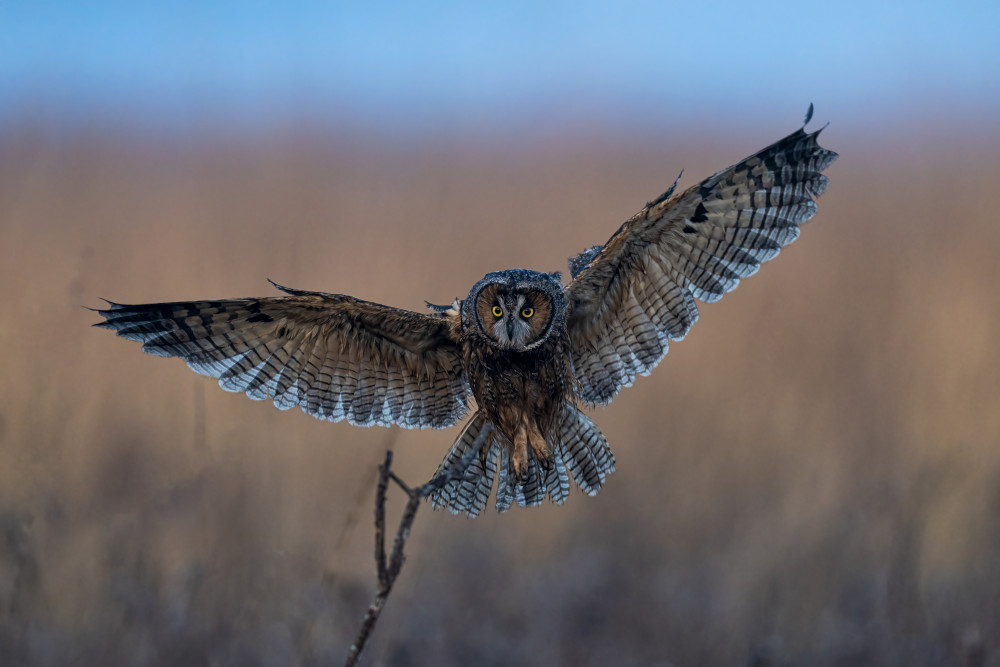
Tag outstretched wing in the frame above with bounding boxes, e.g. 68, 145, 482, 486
95, 282, 470, 429
565, 117, 838, 404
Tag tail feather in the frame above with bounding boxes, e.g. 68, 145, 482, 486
545, 455, 571, 505
560, 405, 616, 495
514, 455, 548, 508
495, 446, 515, 513
459, 445, 499, 515
431, 405, 615, 517
429, 413, 498, 517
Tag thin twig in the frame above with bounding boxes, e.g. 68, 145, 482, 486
387, 471, 412, 495
374, 451, 391, 587
342, 444, 481, 667
336, 430, 399, 552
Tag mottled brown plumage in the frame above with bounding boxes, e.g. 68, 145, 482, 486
96, 110, 838, 516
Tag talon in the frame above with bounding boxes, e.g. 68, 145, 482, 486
513, 426, 529, 480
527, 421, 551, 471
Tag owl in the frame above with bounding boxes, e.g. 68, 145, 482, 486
96, 110, 837, 517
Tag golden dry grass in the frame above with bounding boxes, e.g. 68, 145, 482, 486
0, 114, 998, 665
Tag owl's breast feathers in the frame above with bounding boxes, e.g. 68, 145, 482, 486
456, 327, 571, 478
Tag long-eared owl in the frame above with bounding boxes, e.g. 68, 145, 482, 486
96, 109, 837, 517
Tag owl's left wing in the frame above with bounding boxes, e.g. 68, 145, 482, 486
95, 282, 469, 429
565, 120, 837, 404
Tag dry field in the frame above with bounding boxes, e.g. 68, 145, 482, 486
1, 113, 998, 666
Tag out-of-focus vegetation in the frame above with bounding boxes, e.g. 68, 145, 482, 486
1, 114, 998, 666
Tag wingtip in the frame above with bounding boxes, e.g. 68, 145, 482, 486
91, 320, 112, 329
425, 300, 451, 313
267, 278, 303, 296
800, 104, 833, 141
85, 298, 124, 315
669, 169, 684, 196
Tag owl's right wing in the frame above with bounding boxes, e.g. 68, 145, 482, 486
564, 116, 837, 404
95, 282, 470, 429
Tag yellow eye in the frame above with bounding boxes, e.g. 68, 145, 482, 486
521, 307, 534, 318
492, 305, 503, 317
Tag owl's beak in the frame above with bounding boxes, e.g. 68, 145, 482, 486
506, 318, 516, 341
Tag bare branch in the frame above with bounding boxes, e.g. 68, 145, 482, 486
374, 451, 391, 587
342, 444, 480, 667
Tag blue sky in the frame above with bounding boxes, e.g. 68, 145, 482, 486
2, 1, 998, 130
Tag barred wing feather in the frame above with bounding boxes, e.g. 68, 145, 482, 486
95, 282, 470, 429
565, 120, 838, 404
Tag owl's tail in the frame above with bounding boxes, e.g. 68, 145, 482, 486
429, 406, 616, 517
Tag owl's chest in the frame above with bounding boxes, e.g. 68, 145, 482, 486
466, 345, 562, 395
464, 342, 568, 439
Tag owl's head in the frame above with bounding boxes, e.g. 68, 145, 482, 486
462, 269, 565, 352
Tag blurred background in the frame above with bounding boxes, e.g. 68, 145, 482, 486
2, 1, 999, 665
